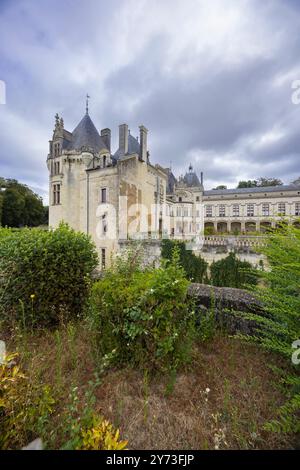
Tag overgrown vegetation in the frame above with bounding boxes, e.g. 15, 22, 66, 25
236, 224, 300, 433
0, 224, 299, 449
161, 239, 208, 283
0, 223, 98, 327
210, 252, 257, 288
89, 245, 195, 371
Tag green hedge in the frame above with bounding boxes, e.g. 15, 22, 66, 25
0, 223, 98, 327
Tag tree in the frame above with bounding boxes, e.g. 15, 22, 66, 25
161, 239, 208, 283
1, 188, 25, 227
0, 177, 46, 227
257, 177, 283, 187
213, 185, 227, 190
210, 252, 257, 288
236, 225, 300, 433
237, 180, 258, 188
291, 177, 300, 185
237, 177, 283, 189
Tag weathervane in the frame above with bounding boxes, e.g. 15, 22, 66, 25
86, 93, 90, 114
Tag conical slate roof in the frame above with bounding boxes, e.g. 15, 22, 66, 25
69, 113, 108, 152
183, 164, 201, 187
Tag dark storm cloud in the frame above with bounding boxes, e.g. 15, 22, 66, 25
0, 0, 300, 202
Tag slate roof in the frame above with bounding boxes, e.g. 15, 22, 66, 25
66, 114, 108, 153
183, 171, 201, 187
114, 132, 140, 159
204, 184, 300, 196
167, 170, 177, 194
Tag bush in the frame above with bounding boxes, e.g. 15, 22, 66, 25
235, 225, 300, 433
210, 252, 257, 288
0, 223, 98, 327
89, 247, 195, 371
161, 239, 208, 283
78, 416, 128, 450
0, 351, 55, 450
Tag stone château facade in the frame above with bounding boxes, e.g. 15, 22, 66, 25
47, 108, 300, 268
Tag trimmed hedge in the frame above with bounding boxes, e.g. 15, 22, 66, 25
0, 223, 98, 327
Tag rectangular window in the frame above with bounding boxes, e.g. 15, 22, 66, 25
295, 203, 300, 216
54, 161, 60, 175
196, 210, 200, 218
206, 205, 212, 217
101, 188, 107, 203
176, 207, 181, 217
278, 202, 286, 215
53, 183, 61, 205
232, 204, 239, 217
184, 208, 188, 217
247, 204, 254, 217
219, 205, 225, 217
262, 203, 270, 217
101, 248, 106, 270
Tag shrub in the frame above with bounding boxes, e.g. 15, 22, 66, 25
0, 351, 55, 449
78, 415, 128, 450
0, 223, 98, 327
161, 239, 208, 283
204, 226, 215, 236
235, 225, 300, 433
89, 248, 195, 371
210, 252, 257, 288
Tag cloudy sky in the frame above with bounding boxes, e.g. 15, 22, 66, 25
0, 0, 300, 203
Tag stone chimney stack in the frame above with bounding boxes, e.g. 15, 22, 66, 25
101, 128, 111, 152
139, 125, 148, 161
119, 124, 128, 155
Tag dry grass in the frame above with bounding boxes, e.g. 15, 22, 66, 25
3, 322, 293, 450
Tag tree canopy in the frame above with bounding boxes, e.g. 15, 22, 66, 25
237, 177, 283, 189
0, 177, 48, 227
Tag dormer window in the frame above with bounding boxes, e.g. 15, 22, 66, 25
103, 155, 107, 168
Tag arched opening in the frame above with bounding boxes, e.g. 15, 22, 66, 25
217, 222, 227, 234
204, 222, 215, 235
245, 221, 256, 233
260, 221, 272, 233
231, 222, 241, 235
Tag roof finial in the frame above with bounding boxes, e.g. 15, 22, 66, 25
189, 162, 193, 172
170, 160, 172, 171
86, 93, 90, 114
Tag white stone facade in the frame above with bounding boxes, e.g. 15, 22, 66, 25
47, 111, 300, 268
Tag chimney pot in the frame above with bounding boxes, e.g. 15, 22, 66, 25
139, 125, 148, 161
119, 124, 128, 155
101, 128, 111, 152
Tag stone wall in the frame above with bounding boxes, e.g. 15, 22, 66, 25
188, 283, 264, 335
118, 239, 162, 268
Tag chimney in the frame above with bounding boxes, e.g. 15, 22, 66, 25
200, 171, 203, 185
119, 124, 128, 155
139, 125, 148, 161
101, 128, 111, 151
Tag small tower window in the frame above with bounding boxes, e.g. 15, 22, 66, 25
54, 143, 60, 157
100, 188, 107, 203
53, 183, 61, 205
